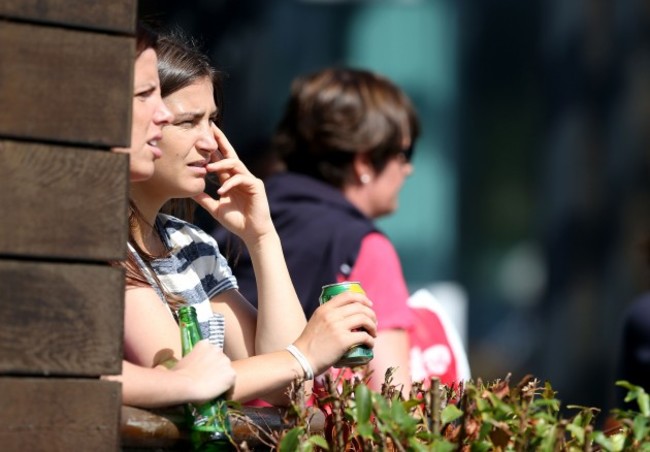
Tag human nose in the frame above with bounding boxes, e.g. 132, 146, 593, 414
154, 100, 173, 126
403, 160, 414, 176
196, 125, 218, 156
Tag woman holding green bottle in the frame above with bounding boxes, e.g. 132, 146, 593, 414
105, 24, 237, 410
120, 30, 377, 406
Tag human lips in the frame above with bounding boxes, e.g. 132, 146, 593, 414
146, 134, 163, 158
187, 158, 209, 175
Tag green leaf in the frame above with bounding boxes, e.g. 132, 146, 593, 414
476, 398, 489, 411
402, 398, 422, 410
441, 404, 463, 424
429, 439, 456, 452
538, 424, 556, 452
593, 431, 625, 452
609, 433, 627, 452
279, 427, 302, 452
618, 380, 650, 415
565, 423, 585, 444
567, 406, 596, 428
405, 437, 430, 452
355, 384, 372, 424
307, 435, 329, 449
542, 381, 557, 399
633, 414, 649, 442
373, 392, 391, 417
487, 393, 514, 417
532, 412, 557, 423
478, 421, 492, 441
357, 422, 374, 438
532, 397, 561, 412
390, 400, 419, 431
616, 380, 637, 392
469, 440, 493, 452
639, 391, 650, 416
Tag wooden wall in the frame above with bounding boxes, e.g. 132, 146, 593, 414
0, 2, 136, 450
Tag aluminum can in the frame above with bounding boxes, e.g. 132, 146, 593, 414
319, 281, 374, 368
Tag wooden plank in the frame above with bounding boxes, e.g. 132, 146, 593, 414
0, 260, 124, 376
0, 21, 134, 147
121, 405, 326, 450
0, 141, 129, 261
0, 0, 136, 34
0, 377, 121, 451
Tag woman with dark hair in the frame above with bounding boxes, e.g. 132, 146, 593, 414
112, 24, 173, 181
106, 25, 236, 409
122, 32, 377, 406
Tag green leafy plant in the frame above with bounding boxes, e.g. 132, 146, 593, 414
246, 373, 650, 451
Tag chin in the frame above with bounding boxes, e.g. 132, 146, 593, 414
378, 206, 398, 218
185, 182, 207, 197
130, 167, 155, 182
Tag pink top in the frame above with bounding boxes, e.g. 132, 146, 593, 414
338, 232, 414, 332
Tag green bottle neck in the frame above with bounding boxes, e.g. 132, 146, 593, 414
178, 305, 202, 356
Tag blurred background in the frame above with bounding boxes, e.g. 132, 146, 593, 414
139, 0, 650, 420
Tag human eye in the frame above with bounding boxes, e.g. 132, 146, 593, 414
135, 86, 155, 100
173, 116, 200, 129
174, 121, 193, 129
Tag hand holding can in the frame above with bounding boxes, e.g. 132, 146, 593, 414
319, 282, 374, 368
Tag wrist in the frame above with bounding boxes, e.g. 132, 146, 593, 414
243, 228, 280, 253
286, 344, 314, 380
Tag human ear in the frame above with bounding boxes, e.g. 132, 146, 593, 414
352, 152, 374, 185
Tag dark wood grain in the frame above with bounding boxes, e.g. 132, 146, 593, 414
0, 141, 129, 261
121, 405, 326, 450
0, 260, 124, 376
0, 21, 134, 147
0, 0, 136, 34
0, 377, 121, 451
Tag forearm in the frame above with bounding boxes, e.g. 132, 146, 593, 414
106, 360, 196, 409
245, 230, 307, 353
230, 351, 313, 405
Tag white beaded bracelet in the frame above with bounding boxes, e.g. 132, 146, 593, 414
286, 344, 314, 380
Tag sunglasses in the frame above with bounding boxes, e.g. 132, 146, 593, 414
398, 144, 414, 163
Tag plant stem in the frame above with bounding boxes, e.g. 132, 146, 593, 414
432, 378, 440, 436
583, 425, 593, 452
327, 375, 345, 452
554, 420, 567, 452
388, 431, 407, 452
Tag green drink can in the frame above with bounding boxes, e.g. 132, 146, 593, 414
319, 282, 374, 368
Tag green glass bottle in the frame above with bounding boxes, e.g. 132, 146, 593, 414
177, 305, 233, 451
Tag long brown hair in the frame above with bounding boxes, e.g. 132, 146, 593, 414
157, 30, 224, 222
123, 31, 225, 306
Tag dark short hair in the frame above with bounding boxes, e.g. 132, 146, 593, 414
135, 22, 158, 57
272, 67, 420, 188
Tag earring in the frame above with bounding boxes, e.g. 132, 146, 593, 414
360, 174, 371, 185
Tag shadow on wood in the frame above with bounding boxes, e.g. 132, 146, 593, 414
121, 404, 325, 450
